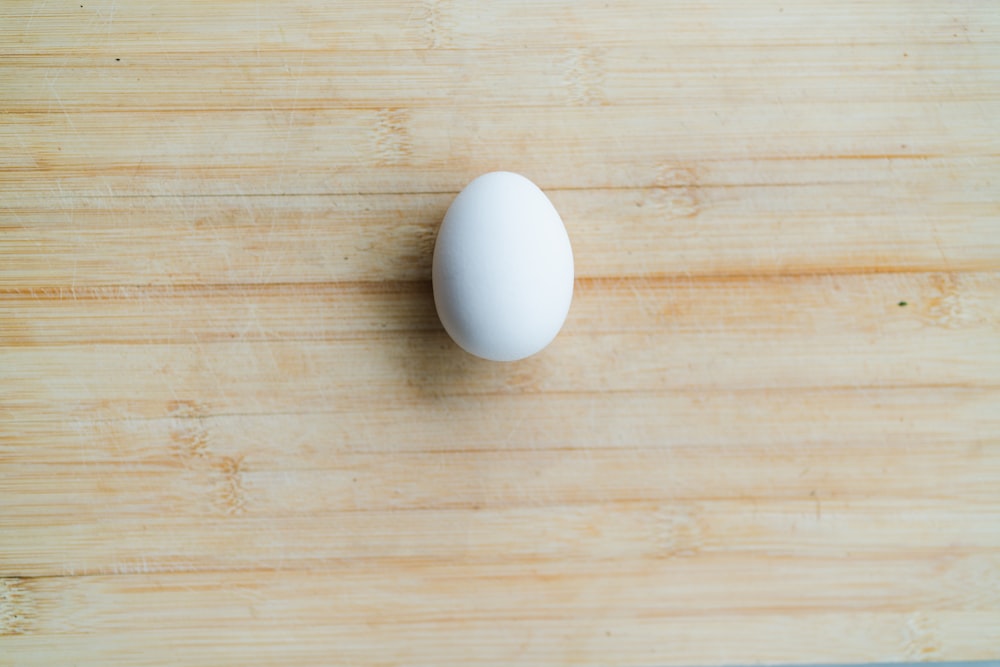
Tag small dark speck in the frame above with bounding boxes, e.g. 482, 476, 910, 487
898, 301, 908, 307
903, 52, 908, 57
116, 58, 121, 61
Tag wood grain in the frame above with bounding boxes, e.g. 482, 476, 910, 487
2, 1, 999, 665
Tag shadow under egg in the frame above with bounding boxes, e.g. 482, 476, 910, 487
355, 190, 545, 409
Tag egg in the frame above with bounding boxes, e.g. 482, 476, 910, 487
432, 171, 574, 362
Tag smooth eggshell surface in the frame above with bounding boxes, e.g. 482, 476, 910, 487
432, 172, 574, 362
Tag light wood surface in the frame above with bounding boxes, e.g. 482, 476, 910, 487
2, 1, 999, 665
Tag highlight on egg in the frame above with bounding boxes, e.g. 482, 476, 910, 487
432, 171, 574, 362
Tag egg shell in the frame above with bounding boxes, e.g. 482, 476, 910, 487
432, 171, 574, 362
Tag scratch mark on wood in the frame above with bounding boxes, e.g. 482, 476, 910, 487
254, 0, 262, 61
810, 489, 822, 520
25, 0, 50, 31
105, 0, 117, 38
46, 78, 78, 134
274, 52, 305, 196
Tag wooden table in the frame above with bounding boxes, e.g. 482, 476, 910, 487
2, 2, 998, 665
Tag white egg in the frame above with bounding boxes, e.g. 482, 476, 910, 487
432, 171, 574, 362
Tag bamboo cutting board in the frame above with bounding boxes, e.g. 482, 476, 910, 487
1, 1, 999, 665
